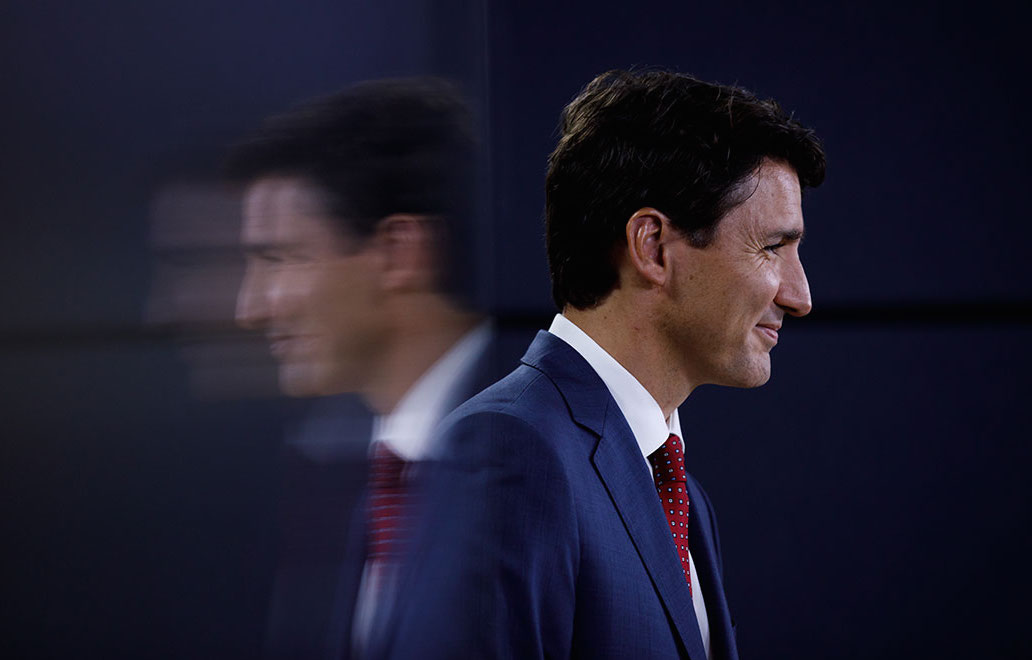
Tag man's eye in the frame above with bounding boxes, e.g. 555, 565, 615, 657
258, 253, 286, 265
264, 250, 304, 265
763, 243, 784, 253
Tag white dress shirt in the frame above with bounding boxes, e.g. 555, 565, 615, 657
373, 321, 493, 461
548, 313, 712, 660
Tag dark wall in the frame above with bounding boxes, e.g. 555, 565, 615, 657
2, 0, 1029, 657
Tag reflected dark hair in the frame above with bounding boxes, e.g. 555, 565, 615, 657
546, 69, 825, 310
225, 78, 477, 299
227, 78, 474, 235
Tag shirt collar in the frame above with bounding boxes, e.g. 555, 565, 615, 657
548, 314, 680, 466
373, 321, 492, 461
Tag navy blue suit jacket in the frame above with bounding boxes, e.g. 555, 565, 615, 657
383, 331, 739, 660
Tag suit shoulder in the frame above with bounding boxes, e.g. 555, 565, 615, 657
435, 364, 579, 467
464, 362, 559, 406
445, 363, 566, 427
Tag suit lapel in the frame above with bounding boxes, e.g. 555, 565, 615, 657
593, 409, 708, 660
324, 493, 370, 660
522, 332, 707, 659
685, 479, 738, 660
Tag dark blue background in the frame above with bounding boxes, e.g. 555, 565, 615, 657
2, 0, 1029, 657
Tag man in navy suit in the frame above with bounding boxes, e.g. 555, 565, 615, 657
384, 70, 826, 659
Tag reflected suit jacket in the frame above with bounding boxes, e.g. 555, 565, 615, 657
322, 329, 524, 660
382, 331, 739, 660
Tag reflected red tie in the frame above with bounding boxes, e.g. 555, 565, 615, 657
647, 433, 692, 596
367, 441, 408, 563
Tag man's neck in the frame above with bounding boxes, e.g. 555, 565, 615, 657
563, 303, 693, 419
364, 296, 482, 415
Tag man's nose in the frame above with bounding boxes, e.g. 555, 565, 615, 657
775, 256, 812, 318
235, 266, 270, 329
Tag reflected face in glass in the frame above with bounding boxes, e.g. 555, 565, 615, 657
236, 176, 386, 397
662, 158, 813, 389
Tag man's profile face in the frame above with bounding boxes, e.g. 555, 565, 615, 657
235, 176, 386, 397
662, 158, 812, 388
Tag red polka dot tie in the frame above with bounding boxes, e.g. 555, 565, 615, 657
647, 433, 692, 596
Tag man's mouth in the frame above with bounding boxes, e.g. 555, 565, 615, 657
269, 334, 307, 359
755, 323, 780, 344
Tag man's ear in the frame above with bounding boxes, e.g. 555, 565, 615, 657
374, 214, 438, 291
624, 207, 675, 288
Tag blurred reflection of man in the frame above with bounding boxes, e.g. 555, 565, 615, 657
227, 79, 499, 659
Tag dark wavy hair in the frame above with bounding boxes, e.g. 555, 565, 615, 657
545, 69, 826, 310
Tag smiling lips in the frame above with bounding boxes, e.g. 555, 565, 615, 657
755, 323, 780, 344
269, 334, 309, 359
269, 336, 291, 359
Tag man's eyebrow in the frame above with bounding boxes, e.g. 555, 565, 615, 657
765, 229, 805, 243
241, 242, 286, 256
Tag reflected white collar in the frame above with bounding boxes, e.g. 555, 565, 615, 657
372, 322, 492, 461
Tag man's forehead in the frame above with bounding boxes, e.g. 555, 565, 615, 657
240, 176, 335, 244
722, 160, 805, 237
243, 176, 331, 218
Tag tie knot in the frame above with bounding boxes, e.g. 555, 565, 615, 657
647, 433, 687, 486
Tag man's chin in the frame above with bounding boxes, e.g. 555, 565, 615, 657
278, 361, 363, 398
715, 357, 771, 389
278, 376, 320, 398
747, 370, 771, 388
278, 364, 330, 398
